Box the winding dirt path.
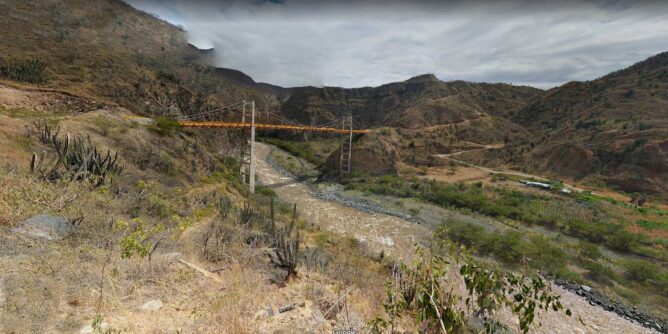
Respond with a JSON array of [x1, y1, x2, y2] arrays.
[[255, 143, 657, 334]]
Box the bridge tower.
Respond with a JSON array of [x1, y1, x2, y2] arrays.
[[339, 116, 353, 175], [238, 100, 256, 194]]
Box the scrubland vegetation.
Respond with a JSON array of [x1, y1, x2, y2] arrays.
[[0, 109, 574, 333], [341, 172, 668, 318]]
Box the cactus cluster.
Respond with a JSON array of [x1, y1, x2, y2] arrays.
[[65, 134, 122, 185], [238, 202, 256, 226], [30, 132, 71, 180], [269, 226, 300, 279], [29, 128, 122, 186]]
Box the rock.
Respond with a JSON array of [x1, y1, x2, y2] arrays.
[[278, 303, 296, 313], [12, 214, 73, 240], [140, 300, 163, 311], [298, 301, 306, 307], [79, 322, 110, 334], [580, 285, 591, 292], [254, 306, 274, 320], [268, 268, 289, 286]]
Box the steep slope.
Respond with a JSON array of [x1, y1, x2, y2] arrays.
[[0, 0, 277, 115], [282, 74, 541, 177], [515, 52, 668, 197]]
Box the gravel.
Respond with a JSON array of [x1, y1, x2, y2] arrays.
[[265, 149, 422, 223], [554, 279, 666, 333], [266, 145, 667, 333]]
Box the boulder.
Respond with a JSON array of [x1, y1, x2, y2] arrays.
[[12, 214, 73, 240], [580, 285, 592, 293], [140, 300, 163, 311]]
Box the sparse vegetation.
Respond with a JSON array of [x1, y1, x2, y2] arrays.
[[0, 57, 47, 83], [151, 116, 181, 136], [28, 123, 123, 186], [370, 247, 570, 334], [260, 137, 324, 166]]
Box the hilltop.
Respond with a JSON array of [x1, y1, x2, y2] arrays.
[[0, 0, 278, 115]]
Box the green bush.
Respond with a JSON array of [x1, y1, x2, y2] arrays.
[[152, 117, 180, 136], [623, 260, 658, 283], [256, 185, 277, 198], [581, 260, 616, 284], [261, 137, 322, 166], [605, 229, 638, 252], [438, 219, 486, 249], [578, 241, 603, 261], [526, 235, 568, 272]]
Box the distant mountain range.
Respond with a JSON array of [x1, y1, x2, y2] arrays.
[[1, 0, 666, 199]]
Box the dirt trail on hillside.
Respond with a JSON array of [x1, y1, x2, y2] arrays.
[[255, 142, 657, 334]]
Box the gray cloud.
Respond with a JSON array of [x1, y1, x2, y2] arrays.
[[127, 0, 668, 89]]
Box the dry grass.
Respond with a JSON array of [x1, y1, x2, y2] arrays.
[[0, 110, 393, 333]]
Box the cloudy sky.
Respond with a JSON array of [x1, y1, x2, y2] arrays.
[[127, 0, 668, 89]]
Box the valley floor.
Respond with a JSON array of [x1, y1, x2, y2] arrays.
[[255, 143, 659, 334]]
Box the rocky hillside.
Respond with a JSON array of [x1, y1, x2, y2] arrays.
[[0, 0, 277, 116], [514, 52, 668, 197], [279, 74, 543, 179], [296, 54, 667, 200], [281, 74, 541, 129]]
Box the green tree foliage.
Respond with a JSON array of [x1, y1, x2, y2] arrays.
[[369, 248, 570, 333]]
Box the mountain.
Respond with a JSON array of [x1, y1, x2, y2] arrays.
[[281, 74, 542, 129], [292, 54, 668, 199], [0, 0, 276, 115], [513, 52, 668, 196], [279, 75, 542, 177]]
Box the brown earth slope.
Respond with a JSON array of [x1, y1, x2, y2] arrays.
[[281, 74, 542, 129], [0, 0, 279, 116], [513, 52, 668, 198], [279, 74, 541, 178]]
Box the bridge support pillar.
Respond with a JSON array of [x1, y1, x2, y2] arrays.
[[340, 116, 353, 176], [249, 100, 256, 194]]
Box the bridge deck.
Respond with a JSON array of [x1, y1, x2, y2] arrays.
[[178, 121, 369, 134]]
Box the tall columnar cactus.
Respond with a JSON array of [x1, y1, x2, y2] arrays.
[[30, 132, 70, 179], [33, 119, 59, 145], [270, 227, 300, 279]]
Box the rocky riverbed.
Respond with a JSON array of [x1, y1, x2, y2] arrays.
[[554, 279, 666, 333], [261, 143, 665, 333]]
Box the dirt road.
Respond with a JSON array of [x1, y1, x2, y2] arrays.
[[255, 143, 657, 334]]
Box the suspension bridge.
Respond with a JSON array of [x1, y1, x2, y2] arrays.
[[174, 100, 367, 194]]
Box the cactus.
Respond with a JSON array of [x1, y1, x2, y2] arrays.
[[63, 134, 122, 185], [30, 132, 70, 179], [33, 119, 59, 145], [28, 131, 122, 186], [270, 227, 300, 279], [238, 202, 255, 226]]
